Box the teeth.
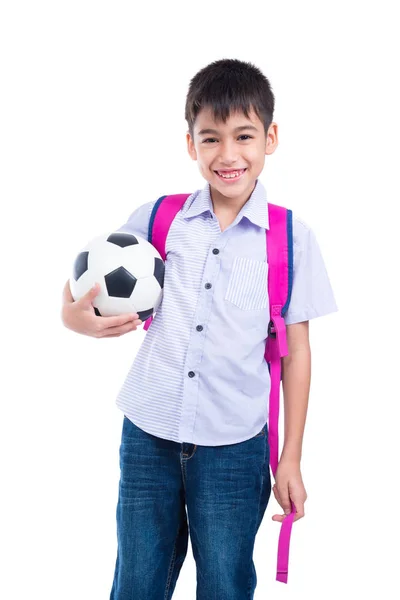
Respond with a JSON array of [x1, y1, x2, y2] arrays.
[[217, 169, 244, 179]]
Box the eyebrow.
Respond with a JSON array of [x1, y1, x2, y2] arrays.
[[197, 125, 259, 135]]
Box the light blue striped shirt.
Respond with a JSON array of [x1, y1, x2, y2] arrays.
[[115, 179, 338, 446]]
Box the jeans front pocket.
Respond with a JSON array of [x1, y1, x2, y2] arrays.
[[225, 256, 269, 310]]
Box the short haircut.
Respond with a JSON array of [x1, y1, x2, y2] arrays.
[[185, 58, 275, 139]]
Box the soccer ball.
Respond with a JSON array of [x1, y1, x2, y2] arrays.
[[69, 231, 165, 319]]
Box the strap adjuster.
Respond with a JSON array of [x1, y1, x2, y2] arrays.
[[268, 319, 276, 338]]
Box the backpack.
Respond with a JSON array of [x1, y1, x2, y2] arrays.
[[143, 193, 296, 584]]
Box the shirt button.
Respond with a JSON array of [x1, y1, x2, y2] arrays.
[[188, 371, 195, 378], [212, 248, 220, 255], [196, 325, 203, 332], [205, 283, 212, 289]]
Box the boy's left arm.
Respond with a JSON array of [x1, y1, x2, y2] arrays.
[[272, 320, 311, 523]]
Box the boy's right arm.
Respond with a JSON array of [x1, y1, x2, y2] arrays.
[[61, 199, 156, 338], [61, 280, 142, 338]]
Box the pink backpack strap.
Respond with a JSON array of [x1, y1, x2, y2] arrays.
[[144, 194, 296, 584], [143, 194, 191, 331], [265, 202, 295, 583]]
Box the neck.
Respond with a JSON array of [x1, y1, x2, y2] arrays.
[[210, 180, 257, 215]]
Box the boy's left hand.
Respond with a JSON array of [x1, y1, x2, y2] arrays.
[[271, 458, 307, 523]]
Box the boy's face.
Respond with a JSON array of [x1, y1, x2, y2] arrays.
[[186, 106, 278, 207]]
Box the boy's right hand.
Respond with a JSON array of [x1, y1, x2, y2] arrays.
[[61, 282, 143, 338]]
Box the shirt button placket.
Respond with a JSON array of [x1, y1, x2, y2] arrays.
[[180, 240, 220, 440]]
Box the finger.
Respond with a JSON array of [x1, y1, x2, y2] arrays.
[[79, 283, 101, 305], [272, 506, 297, 522], [96, 312, 140, 329], [293, 503, 305, 522], [272, 511, 300, 522], [272, 485, 284, 521], [271, 513, 286, 522], [273, 504, 304, 523], [272, 485, 294, 522], [99, 319, 142, 337], [272, 483, 283, 505], [276, 485, 291, 515]]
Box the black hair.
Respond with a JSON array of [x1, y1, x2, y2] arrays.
[[185, 58, 275, 139]]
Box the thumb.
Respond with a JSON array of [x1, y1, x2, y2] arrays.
[[80, 283, 100, 305]]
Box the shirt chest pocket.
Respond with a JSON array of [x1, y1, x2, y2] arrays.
[[225, 256, 269, 310]]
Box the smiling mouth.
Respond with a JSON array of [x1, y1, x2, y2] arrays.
[[214, 168, 247, 182]]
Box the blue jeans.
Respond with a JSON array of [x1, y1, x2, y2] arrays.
[[110, 415, 271, 600]]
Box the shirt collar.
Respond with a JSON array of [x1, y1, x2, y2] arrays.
[[182, 178, 269, 229]]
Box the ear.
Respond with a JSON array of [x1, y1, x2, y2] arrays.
[[186, 131, 197, 161], [265, 122, 279, 156]]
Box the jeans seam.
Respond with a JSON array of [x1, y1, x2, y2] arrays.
[[181, 444, 197, 459], [247, 437, 267, 598], [164, 520, 181, 600], [253, 426, 265, 439]]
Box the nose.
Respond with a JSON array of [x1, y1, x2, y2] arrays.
[[218, 140, 239, 165]]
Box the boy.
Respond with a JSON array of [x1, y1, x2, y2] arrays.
[[61, 58, 338, 599]]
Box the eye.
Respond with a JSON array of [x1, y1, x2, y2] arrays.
[[201, 135, 254, 144]]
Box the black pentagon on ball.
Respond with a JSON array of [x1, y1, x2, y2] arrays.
[[73, 251, 89, 281], [105, 266, 137, 298], [137, 308, 154, 321], [94, 307, 102, 317], [154, 257, 165, 288], [107, 232, 139, 248]]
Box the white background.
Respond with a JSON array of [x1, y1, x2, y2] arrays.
[[1, 1, 399, 598]]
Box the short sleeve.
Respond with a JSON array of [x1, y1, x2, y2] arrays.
[[115, 199, 157, 240], [284, 216, 338, 325]]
